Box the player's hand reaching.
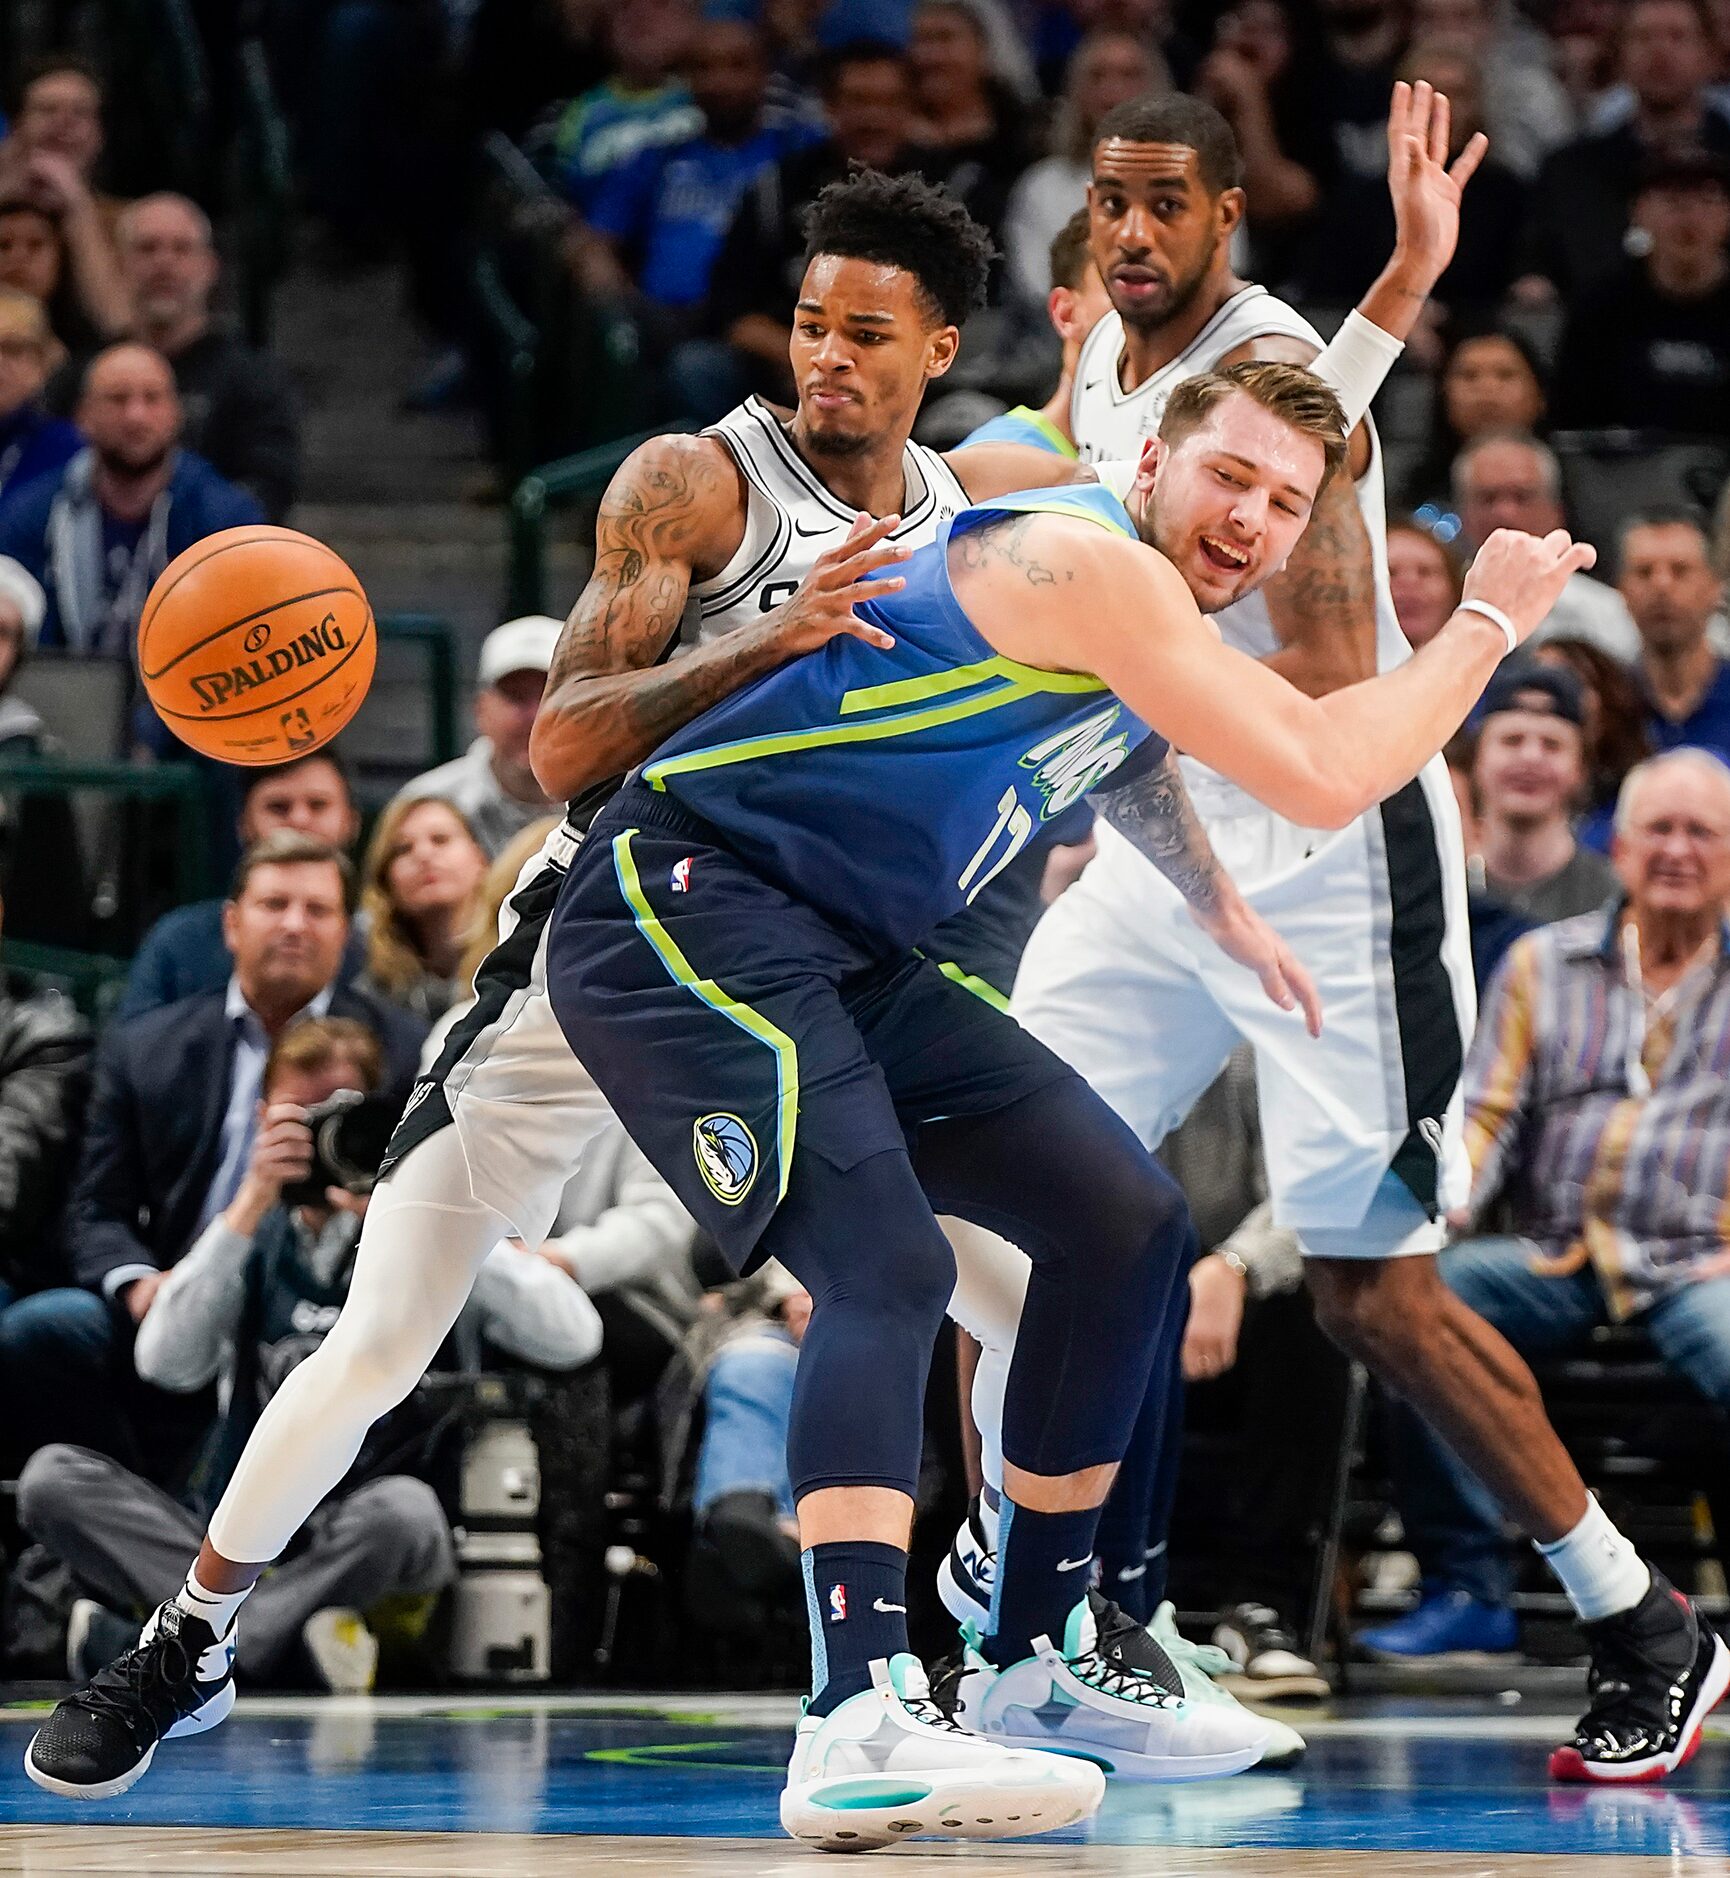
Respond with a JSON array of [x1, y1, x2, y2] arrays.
[[1191, 892, 1324, 1037], [764, 513, 908, 657], [1462, 527, 1598, 646], [1385, 78, 1488, 294]]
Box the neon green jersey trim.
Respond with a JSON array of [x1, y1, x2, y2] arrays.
[[1009, 407, 1079, 459], [644, 680, 1038, 791], [611, 829, 798, 1203], [934, 959, 1012, 1012], [840, 654, 1106, 717]]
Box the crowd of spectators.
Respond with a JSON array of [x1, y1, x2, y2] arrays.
[[3, 0, 1730, 1698]]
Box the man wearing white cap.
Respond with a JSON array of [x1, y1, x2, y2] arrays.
[[394, 616, 559, 858]]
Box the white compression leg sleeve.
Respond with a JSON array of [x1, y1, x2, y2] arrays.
[[206, 1137, 513, 1565], [941, 1216, 1031, 1504]]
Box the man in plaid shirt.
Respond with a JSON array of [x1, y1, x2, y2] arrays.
[[1363, 746, 1730, 1662]]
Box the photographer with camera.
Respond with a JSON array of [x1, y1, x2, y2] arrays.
[[17, 1015, 602, 1693]]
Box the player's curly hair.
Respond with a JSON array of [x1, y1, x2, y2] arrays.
[[801, 168, 995, 328]]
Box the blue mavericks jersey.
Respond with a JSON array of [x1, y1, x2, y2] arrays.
[[638, 484, 1163, 950], [960, 405, 1078, 458]]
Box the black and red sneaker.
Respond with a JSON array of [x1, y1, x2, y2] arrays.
[[1550, 1573, 1730, 1784]]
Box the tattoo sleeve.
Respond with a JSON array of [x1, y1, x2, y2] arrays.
[[1259, 467, 1380, 698], [531, 437, 788, 799], [1095, 748, 1226, 915]]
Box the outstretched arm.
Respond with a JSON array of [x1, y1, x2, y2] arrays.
[[959, 513, 1593, 832], [529, 435, 909, 801], [1096, 748, 1321, 1033]]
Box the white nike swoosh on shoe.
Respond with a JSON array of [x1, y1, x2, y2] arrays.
[[873, 1599, 907, 1613], [1056, 1557, 1092, 1572]]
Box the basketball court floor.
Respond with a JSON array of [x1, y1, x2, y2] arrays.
[[4, 1690, 1730, 1875]]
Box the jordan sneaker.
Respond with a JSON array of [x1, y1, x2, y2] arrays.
[[1550, 1574, 1730, 1784], [781, 1653, 1104, 1851], [937, 1496, 995, 1627], [955, 1594, 1268, 1781], [26, 1599, 236, 1799], [1152, 1601, 1308, 1769]]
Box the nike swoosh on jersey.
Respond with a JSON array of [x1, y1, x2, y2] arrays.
[[793, 519, 839, 537], [1056, 1556, 1092, 1572]]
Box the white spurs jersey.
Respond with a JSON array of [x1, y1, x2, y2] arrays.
[[1071, 285, 1407, 678], [689, 397, 969, 644]]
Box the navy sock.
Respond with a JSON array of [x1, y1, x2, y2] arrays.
[[984, 1499, 1102, 1666], [803, 1541, 909, 1716]]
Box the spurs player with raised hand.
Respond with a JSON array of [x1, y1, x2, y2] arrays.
[[949, 84, 1730, 1783]]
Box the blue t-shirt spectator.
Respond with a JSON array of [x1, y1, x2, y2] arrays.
[[588, 111, 823, 308], [1646, 662, 1730, 766], [551, 80, 703, 213]]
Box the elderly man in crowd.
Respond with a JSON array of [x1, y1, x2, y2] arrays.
[[0, 832, 424, 1485], [112, 194, 300, 522], [1361, 748, 1730, 1659], [0, 288, 79, 506], [1453, 434, 1639, 660], [1627, 509, 1730, 762], [0, 343, 259, 665], [1468, 664, 1620, 922], [396, 617, 557, 857]]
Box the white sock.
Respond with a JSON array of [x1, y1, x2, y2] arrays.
[[176, 1566, 248, 1639], [1536, 1496, 1651, 1623]]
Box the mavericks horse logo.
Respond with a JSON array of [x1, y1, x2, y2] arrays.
[[693, 1112, 758, 1205]]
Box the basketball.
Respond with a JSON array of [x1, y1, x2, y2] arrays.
[[137, 525, 376, 765]]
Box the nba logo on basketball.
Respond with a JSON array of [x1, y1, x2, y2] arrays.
[[670, 857, 694, 893], [828, 1584, 847, 1623]]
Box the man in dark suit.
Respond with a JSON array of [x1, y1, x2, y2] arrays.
[[0, 830, 425, 1483]]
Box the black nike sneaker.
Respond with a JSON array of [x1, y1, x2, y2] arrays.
[[25, 1600, 236, 1799], [1550, 1573, 1730, 1784]]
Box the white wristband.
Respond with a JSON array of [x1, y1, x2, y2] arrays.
[[1308, 308, 1406, 431], [1456, 598, 1519, 656]]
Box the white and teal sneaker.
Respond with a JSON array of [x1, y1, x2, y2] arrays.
[[780, 1654, 1104, 1852], [1150, 1602, 1307, 1770], [953, 1595, 1269, 1782]]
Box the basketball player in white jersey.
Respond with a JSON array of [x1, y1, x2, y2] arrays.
[[947, 88, 1727, 1784]]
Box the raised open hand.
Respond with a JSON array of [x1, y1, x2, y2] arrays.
[[1386, 78, 1489, 290]]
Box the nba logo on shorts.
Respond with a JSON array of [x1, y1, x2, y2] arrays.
[[828, 1584, 847, 1623], [693, 1112, 759, 1205], [670, 857, 693, 893]]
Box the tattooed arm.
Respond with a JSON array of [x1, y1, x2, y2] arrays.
[[528, 433, 909, 801], [1216, 332, 1380, 700], [1094, 746, 1226, 917]]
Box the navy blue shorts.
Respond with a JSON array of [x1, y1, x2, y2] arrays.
[[545, 784, 1076, 1271]]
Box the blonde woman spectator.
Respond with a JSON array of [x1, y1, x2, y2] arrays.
[[359, 797, 490, 1022], [1003, 31, 1169, 306]]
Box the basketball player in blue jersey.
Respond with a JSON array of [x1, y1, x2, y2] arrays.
[[25, 167, 1471, 1814], [545, 361, 1593, 1849], [958, 209, 1109, 461]]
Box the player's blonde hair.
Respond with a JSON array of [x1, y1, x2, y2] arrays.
[[1159, 360, 1349, 490]]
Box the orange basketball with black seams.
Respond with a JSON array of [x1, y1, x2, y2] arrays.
[[138, 525, 376, 765]]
